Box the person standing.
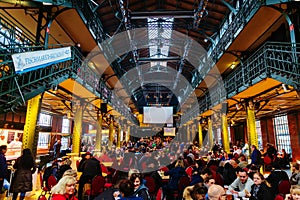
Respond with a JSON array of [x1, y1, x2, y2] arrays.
[[53, 140, 62, 159], [250, 145, 262, 167], [0, 145, 7, 192], [77, 152, 102, 200], [10, 148, 36, 200], [51, 175, 78, 200]]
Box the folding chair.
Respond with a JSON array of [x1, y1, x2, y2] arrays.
[[278, 180, 291, 196], [39, 175, 57, 200]]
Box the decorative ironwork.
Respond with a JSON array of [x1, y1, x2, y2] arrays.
[[181, 42, 300, 124], [0, 45, 81, 113]]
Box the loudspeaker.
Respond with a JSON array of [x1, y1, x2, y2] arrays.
[[221, 102, 228, 114], [101, 103, 107, 113]]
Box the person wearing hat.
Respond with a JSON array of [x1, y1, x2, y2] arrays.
[[77, 152, 102, 200]]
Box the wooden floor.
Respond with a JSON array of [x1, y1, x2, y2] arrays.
[[1, 190, 43, 200]]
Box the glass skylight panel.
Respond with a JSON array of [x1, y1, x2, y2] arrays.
[[147, 17, 174, 68]]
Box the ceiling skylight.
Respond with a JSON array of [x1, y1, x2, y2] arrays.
[[147, 17, 174, 68]]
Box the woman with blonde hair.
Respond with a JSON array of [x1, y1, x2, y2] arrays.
[[285, 185, 300, 200], [51, 176, 77, 200]]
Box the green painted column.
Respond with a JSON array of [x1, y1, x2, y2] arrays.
[[23, 94, 41, 157], [198, 122, 203, 148], [108, 118, 114, 150], [246, 107, 258, 148], [221, 114, 230, 153], [72, 104, 83, 155], [95, 114, 102, 152]]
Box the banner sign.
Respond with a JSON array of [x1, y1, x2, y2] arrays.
[[12, 47, 71, 74]]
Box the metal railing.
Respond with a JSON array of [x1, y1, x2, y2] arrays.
[[181, 42, 300, 124], [0, 16, 36, 54], [0, 45, 82, 113]]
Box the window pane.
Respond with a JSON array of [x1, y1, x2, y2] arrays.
[[273, 115, 292, 154], [62, 118, 70, 133], [39, 113, 52, 126], [256, 120, 263, 149]]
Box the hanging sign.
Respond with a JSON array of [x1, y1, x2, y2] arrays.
[[12, 47, 71, 74]]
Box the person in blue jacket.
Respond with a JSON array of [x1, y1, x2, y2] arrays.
[[129, 173, 150, 200], [118, 179, 144, 200]]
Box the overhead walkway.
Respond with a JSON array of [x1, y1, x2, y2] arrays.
[[182, 42, 300, 123], [0, 45, 82, 113]]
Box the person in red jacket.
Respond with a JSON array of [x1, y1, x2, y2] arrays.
[[51, 176, 77, 200]]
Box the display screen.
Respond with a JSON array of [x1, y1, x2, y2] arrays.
[[163, 127, 176, 136], [143, 106, 173, 124]]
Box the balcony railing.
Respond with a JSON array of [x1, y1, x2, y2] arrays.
[[181, 42, 300, 124]]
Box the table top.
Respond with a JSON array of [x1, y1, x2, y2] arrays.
[[102, 162, 113, 167]]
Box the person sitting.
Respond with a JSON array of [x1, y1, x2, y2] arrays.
[[183, 182, 207, 200], [228, 168, 254, 198], [190, 167, 212, 186], [56, 158, 72, 181], [129, 173, 150, 200], [51, 176, 77, 200], [285, 185, 300, 200], [118, 179, 144, 200], [246, 172, 273, 200], [266, 164, 289, 194], [290, 162, 300, 185], [207, 184, 226, 200]]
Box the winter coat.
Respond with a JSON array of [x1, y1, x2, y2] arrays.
[[290, 172, 300, 185], [165, 166, 186, 190], [250, 182, 274, 200], [52, 194, 78, 200], [132, 184, 150, 200], [9, 155, 36, 193], [0, 152, 7, 179]]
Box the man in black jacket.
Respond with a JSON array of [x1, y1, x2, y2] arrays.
[[78, 152, 102, 200]]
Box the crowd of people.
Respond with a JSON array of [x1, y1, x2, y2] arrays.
[[0, 137, 298, 200]]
